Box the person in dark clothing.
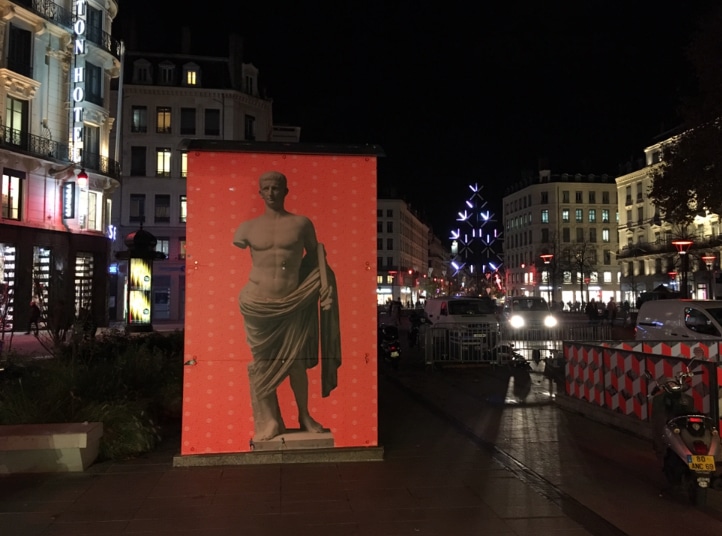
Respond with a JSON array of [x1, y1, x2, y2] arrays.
[[26, 300, 41, 335]]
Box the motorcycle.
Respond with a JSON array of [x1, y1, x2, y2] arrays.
[[646, 359, 722, 505], [378, 323, 401, 370]]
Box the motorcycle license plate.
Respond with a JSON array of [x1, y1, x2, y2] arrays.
[[390, 351, 399, 357], [687, 454, 716, 472]]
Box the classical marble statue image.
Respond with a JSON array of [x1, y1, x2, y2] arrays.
[[233, 171, 341, 442]]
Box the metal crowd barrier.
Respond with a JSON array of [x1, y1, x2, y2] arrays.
[[421, 321, 613, 367]]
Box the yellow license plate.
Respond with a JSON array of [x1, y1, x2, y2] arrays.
[[687, 455, 716, 472]]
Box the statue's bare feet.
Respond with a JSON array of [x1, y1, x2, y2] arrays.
[[299, 413, 327, 433], [253, 420, 286, 441]]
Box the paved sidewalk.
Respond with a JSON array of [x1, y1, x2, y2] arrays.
[[3, 330, 722, 535], [0, 366, 593, 536]]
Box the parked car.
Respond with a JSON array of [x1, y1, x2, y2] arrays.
[[635, 299, 722, 340]]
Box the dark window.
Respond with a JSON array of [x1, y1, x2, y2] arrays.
[[180, 108, 196, 135], [386, 221, 393, 232], [377, 238, 382, 250], [154, 194, 170, 223], [376, 221, 382, 233], [8, 25, 31, 77], [386, 238, 393, 250], [129, 194, 145, 223], [131, 106, 147, 133], [86, 6, 103, 44], [205, 109, 220, 135], [130, 147, 146, 176], [244, 114, 255, 140], [86, 62, 103, 106]]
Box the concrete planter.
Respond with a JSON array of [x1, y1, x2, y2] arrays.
[[0, 422, 103, 473]]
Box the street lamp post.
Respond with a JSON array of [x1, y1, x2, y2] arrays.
[[702, 254, 716, 299], [671, 239, 694, 299], [540, 254, 554, 304]]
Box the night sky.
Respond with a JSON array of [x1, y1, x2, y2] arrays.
[[115, 0, 718, 233]]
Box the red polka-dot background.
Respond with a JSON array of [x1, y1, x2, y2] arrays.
[[180, 148, 379, 455]]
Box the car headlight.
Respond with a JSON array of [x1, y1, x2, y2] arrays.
[[509, 315, 525, 328], [544, 315, 558, 328]]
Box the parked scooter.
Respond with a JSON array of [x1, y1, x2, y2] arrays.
[[646, 359, 722, 505], [378, 323, 401, 370]]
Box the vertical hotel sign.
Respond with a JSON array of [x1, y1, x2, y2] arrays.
[[71, 0, 87, 163]]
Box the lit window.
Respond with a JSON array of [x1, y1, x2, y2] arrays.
[[179, 237, 186, 259], [156, 107, 171, 133], [575, 209, 583, 223], [156, 148, 171, 177], [562, 209, 570, 223], [180, 151, 188, 178], [588, 209, 596, 223], [541, 209, 549, 223], [602, 229, 610, 243], [179, 195, 187, 223], [1, 171, 22, 220], [87, 191, 101, 231], [156, 239, 170, 256], [186, 70, 197, 85]]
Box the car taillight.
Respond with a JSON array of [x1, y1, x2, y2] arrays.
[[693, 441, 709, 455], [688, 416, 704, 423]]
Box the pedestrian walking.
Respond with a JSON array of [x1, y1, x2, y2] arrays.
[[606, 297, 618, 325], [26, 299, 40, 335]]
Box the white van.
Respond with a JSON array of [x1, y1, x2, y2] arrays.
[[424, 296, 498, 327], [635, 299, 722, 340], [423, 297, 500, 355]]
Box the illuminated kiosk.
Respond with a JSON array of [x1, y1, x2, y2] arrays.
[[115, 227, 166, 333]]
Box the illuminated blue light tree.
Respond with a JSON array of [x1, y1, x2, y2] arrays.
[[449, 183, 505, 296]]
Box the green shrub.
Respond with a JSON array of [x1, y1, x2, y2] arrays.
[[0, 330, 184, 461]]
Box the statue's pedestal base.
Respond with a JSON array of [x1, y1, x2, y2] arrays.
[[173, 429, 383, 466], [252, 429, 334, 451]]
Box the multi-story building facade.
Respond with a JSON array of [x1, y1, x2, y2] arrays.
[[377, 199, 429, 307], [615, 139, 721, 303], [109, 36, 276, 322], [502, 170, 620, 308], [0, 0, 122, 331]]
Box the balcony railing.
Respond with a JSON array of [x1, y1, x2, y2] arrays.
[[85, 26, 123, 60], [14, 1, 121, 59], [0, 125, 120, 180], [15, 0, 72, 28], [617, 235, 722, 259]]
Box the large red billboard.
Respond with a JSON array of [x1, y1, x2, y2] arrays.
[[180, 142, 381, 456]]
